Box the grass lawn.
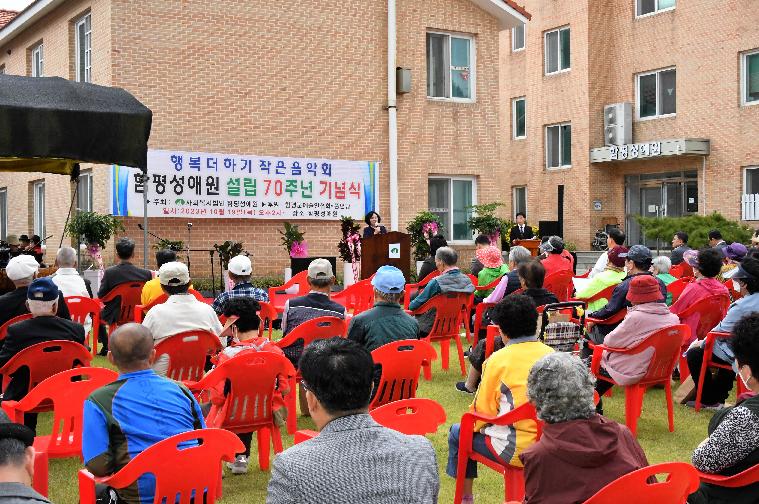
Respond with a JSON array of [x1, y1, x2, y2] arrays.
[[42, 347, 725, 503]]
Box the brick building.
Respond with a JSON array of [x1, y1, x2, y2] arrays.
[[0, 0, 528, 278], [500, 0, 759, 248]]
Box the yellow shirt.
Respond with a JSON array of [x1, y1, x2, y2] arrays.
[[140, 278, 194, 305]]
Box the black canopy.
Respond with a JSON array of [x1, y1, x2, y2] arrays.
[[0, 74, 152, 172]]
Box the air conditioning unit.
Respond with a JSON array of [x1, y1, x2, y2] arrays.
[[603, 102, 632, 146]]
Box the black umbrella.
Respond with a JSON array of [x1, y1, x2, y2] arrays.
[[0, 74, 152, 172]]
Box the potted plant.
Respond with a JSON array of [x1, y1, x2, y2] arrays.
[[65, 212, 125, 276], [338, 216, 362, 286], [153, 238, 185, 259], [406, 211, 443, 274], [467, 203, 509, 246], [213, 240, 243, 292], [279, 222, 307, 258]]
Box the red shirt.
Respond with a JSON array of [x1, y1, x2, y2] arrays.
[[541, 252, 574, 278]]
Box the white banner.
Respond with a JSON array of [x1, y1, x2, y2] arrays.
[[111, 149, 380, 220]]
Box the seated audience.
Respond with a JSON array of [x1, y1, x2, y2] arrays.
[[50, 246, 92, 298], [83, 324, 205, 504], [474, 245, 508, 300], [469, 234, 492, 278], [140, 248, 178, 306], [0, 255, 70, 327], [594, 275, 679, 412], [689, 314, 759, 504], [418, 234, 448, 282], [280, 259, 346, 366], [141, 262, 222, 376], [720, 242, 747, 281], [409, 247, 474, 337], [521, 353, 649, 504], [708, 229, 728, 250], [539, 236, 574, 278], [671, 248, 729, 348], [588, 228, 625, 279], [483, 245, 532, 303], [670, 231, 691, 266], [0, 279, 85, 431], [447, 295, 553, 502], [686, 258, 759, 409], [651, 255, 676, 305], [266, 338, 439, 504], [0, 411, 49, 504], [211, 255, 268, 315], [576, 246, 627, 312]]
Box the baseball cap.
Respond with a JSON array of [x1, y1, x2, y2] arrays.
[[371, 265, 406, 294], [626, 275, 664, 304], [6, 255, 40, 281], [27, 277, 59, 301], [308, 258, 333, 279], [5, 234, 19, 246], [607, 246, 629, 268], [620, 245, 652, 263], [158, 261, 190, 286], [228, 255, 252, 276]]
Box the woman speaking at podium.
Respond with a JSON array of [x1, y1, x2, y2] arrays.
[[362, 211, 387, 239]]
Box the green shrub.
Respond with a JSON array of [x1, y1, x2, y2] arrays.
[[191, 276, 285, 293], [636, 213, 753, 248]]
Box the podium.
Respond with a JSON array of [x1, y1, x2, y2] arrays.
[[361, 231, 411, 281], [514, 239, 542, 257]]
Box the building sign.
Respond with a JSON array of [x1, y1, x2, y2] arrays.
[[590, 138, 710, 164], [608, 141, 661, 161], [111, 150, 380, 220]]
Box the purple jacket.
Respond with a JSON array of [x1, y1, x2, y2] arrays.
[[602, 303, 680, 385]]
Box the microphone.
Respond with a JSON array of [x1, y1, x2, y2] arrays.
[[137, 223, 144, 230]]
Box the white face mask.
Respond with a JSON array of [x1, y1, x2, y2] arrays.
[[739, 365, 753, 389]]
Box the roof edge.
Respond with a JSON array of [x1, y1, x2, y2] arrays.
[[0, 0, 67, 48], [468, 0, 531, 29]]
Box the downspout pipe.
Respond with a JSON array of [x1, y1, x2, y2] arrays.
[[388, 0, 399, 231]]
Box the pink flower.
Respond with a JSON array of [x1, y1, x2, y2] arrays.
[[290, 241, 308, 258]]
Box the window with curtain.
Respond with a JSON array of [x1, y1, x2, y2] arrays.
[[513, 97, 526, 139], [545, 27, 570, 75], [75, 13, 92, 83], [637, 0, 675, 16], [637, 68, 676, 118], [744, 50, 759, 105], [745, 167, 759, 195], [428, 177, 476, 241], [31, 43, 43, 77], [512, 23, 525, 52], [426, 32, 474, 101], [546, 123, 572, 169]]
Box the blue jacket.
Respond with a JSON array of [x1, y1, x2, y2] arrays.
[[589, 272, 666, 333], [712, 293, 759, 363]]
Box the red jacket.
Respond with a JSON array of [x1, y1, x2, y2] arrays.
[[541, 252, 574, 279]]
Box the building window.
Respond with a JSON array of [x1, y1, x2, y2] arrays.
[[0, 65, 5, 75], [512, 97, 526, 139], [31, 43, 43, 77], [426, 32, 474, 101], [544, 26, 570, 75], [546, 123, 572, 169], [0, 189, 6, 241], [428, 177, 476, 241], [742, 49, 759, 106], [33, 181, 45, 238], [636, 0, 675, 17], [77, 170, 93, 212], [512, 23, 525, 52], [75, 13, 92, 83], [637, 68, 676, 119], [513, 186, 527, 219]]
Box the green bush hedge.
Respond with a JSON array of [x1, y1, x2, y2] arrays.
[[636, 213, 753, 248], [191, 276, 285, 292]]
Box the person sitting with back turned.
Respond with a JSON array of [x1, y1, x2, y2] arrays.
[[418, 234, 448, 282], [140, 248, 179, 306], [83, 324, 205, 504], [0, 411, 50, 504], [588, 228, 625, 279], [469, 235, 492, 278], [539, 236, 574, 278], [51, 246, 92, 298], [474, 245, 509, 300], [0, 255, 70, 327], [211, 255, 268, 315], [483, 245, 532, 304], [651, 255, 677, 305], [266, 338, 439, 504], [520, 353, 648, 504], [575, 246, 627, 312]]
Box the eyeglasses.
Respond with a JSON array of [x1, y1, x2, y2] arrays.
[[300, 380, 312, 394]]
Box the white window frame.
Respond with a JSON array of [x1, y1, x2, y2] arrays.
[[426, 31, 476, 103], [742, 49, 759, 107], [636, 67, 677, 120], [635, 0, 676, 18], [31, 43, 43, 77], [0, 189, 6, 241], [428, 176, 478, 244], [512, 23, 525, 52], [544, 26, 570, 76], [77, 170, 93, 212], [743, 166, 759, 196], [545, 122, 572, 170], [33, 181, 45, 238], [75, 13, 92, 83], [512, 186, 527, 219], [512, 97, 526, 139]]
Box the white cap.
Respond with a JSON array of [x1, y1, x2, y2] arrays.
[[6, 255, 40, 281], [307, 258, 333, 279], [228, 255, 252, 276], [158, 261, 190, 286]]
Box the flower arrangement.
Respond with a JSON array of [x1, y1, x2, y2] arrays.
[[278, 222, 307, 258], [406, 211, 444, 262], [467, 203, 509, 245], [338, 216, 362, 283], [65, 212, 125, 277]]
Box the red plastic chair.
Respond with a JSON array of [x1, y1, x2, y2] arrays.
[[154, 330, 223, 383], [99, 281, 146, 333], [671, 262, 694, 279], [724, 278, 744, 301], [544, 270, 574, 302], [697, 463, 759, 489], [575, 269, 591, 279], [586, 306, 627, 329], [257, 301, 279, 339], [133, 289, 205, 322], [674, 294, 730, 380], [64, 296, 102, 356], [267, 270, 310, 313], [78, 428, 244, 504], [584, 462, 700, 503], [332, 279, 375, 315], [572, 283, 618, 309], [475, 276, 506, 294], [0, 340, 93, 397], [693, 331, 748, 412], [409, 292, 470, 377], [403, 270, 441, 309], [187, 352, 295, 471], [590, 324, 689, 436], [369, 340, 438, 409], [666, 277, 695, 304], [0, 313, 32, 341], [454, 402, 542, 504]]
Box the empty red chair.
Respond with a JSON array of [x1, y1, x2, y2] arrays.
[[590, 324, 688, 436], [99, 281, 146, 333], [64, 296, 102, 356], [0, 340, 93, 397], [332, 279, 375, 315], [187, 352, 295, 471], [544, 270, 574, 302], [154, 330, 223, 383], [257, 301, 279, 339], [584, 462, 700, 503], [369, 340, 437, 409], [267, 270, 310, 313], [0, 313, 32, 341], [666, 277, 694, 304], [409, 292, 471, 377], [78, 428, 244, 504], [403, 270, 441, 309], [693, 331, 748, 412], [696, 463, 759, 490], [454, 402, 541, 504]]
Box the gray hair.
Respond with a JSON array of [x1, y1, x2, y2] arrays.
[[374, 288, 403, 305], [56, 247, 77, 268], [652, 256, 671, 275], [527, 353, 596, 424], [28, 299, 57, 316], [435, 246, 458, 267], [508, 245, 532, 266]]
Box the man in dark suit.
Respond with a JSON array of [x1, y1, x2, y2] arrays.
[[0, 278, 85, 432], [0, 255, 70, 327], [97, 238, 152, 354], [509, 212, 534, 246]]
